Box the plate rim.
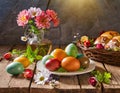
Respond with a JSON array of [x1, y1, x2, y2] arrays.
[[37, 59, 96, 76]]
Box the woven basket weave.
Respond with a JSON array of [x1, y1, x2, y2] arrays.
[[77, 43, 120, 66]]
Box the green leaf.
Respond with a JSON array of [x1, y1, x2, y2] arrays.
[[91, 70, 111, 84], [34, 48, 39, 55], [78, 67, 84, 71], [25, 45, 44, 63], [30, 25, 39, 34], [28, 20, 34, 24], [36, 55, 43, 60], [56, 67, 67, 72], [11, 45, 43, 64], [104, 72, 111, 79], [25, 45, 36, 63], [28, 57, 35, 63], [11, 49, 24, 56], [103, 72, 111, 84], [95, 71, 103, 83], [28, 45, 34, 56], [90, 38, 95, 46]]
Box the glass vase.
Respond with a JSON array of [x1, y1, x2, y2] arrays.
[[27, 30, 52, 56]]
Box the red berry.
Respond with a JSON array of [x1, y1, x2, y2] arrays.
[[88, 77, 97, 86], [96, 44, 104, 49], [84, 41, 91, 48], [3, 52, 12, 60], [24, 69, 33, 79]]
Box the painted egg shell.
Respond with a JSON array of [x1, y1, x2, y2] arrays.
[[78, 57, 90, 68], [41, 55, 54, 64], [65, 43, 78, 57], [6, 62, 24, 75], [76, 53, 84, 59]]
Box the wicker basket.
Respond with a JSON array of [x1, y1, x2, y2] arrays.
[[77, 43, 120, 66]]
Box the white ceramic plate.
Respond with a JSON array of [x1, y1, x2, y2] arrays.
[[37, 59, 95, 76]]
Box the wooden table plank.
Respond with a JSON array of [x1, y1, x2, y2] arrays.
[[0, 45, 120, 93], [78, 61, 107, 93], [30, 73, 80, 93], [30, 79, 56, 93], [7, 45, 35, 93], [0, 46, 13, 93], [0, 59, 12, 87], [78, 74, 96, 93], [8, 63, 35, 93], [103, 64, 120, 93], [58, 76, 80, 93], [30, 62, 55, 93]]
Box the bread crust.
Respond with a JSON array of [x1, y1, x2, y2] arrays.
[[94, 31, 120, 45]]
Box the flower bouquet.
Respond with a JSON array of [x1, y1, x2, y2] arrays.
[[17, 7, 60, 56]]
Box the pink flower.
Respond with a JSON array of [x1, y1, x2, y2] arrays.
[[46, 9, 57, 20], [35, 11, 50, 29], [17, 7, 60, 34], [52, 18, 60, 27], [17, 10, 30, 27], [46, 9, 59, 27], [28, 7, 42, 18]]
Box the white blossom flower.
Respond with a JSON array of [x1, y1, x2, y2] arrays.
[[21, 36, 28, 41], [34, 69, 60, 87], [49, 80, 60, 87], [34, 69, 51, 85], [28, 7, 42, 18], [34, 72, 48, 85]]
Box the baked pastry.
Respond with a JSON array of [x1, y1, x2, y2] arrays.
[[94, 31, 120, 46], [101, 31, 119, 37], [105, 35, 120, 51]]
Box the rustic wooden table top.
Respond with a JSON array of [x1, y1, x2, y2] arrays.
[[0, 45, 120, 93], [0, 0, 120, 93]]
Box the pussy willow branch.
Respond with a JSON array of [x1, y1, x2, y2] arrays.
[[46, 0, 51, 10]]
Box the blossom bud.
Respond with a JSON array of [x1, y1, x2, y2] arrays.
[[88, 77, 98, 86]]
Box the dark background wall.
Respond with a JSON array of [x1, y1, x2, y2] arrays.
[[0, 0, 120, 45]]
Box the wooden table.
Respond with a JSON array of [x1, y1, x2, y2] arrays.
[[0, 45, 120, 93]]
